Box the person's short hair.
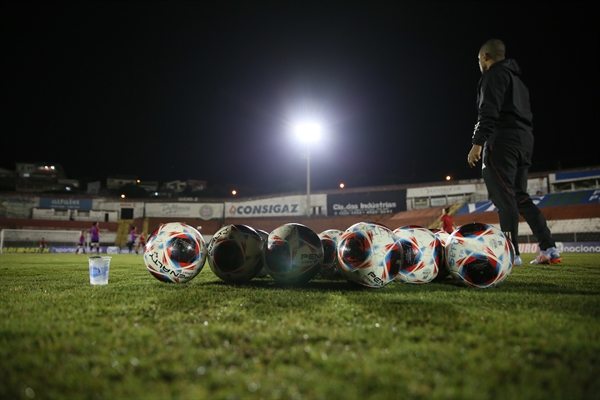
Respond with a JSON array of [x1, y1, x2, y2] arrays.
[[444, 207, 450, 213], [481, 39, 505, 61]]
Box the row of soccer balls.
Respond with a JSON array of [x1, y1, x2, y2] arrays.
[[142, 220, 514, 289]]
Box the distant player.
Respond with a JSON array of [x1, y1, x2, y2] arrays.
[[127, 226, 138, 254], [75, 230, 86, 254], [39, 237, 46, 253], [136, 232, 146, 254], [439, 207, 456, 234], [90, 222, 101, 254]]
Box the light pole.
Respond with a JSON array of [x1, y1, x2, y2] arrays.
[[295, 123, 321, 217]]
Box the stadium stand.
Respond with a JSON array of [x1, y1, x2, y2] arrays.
[[2, 202, 598, 240], [1, 169, 598, 252]]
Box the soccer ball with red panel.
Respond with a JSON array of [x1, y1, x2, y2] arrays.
[[143, 222, 207, 283], [430, 228, 451, 281], [264, 223, 323, 285], [318, 229, 343, 279], [337, 222, 402, 288], [207, 224, 264, 283], [254, 229, 270, 278], [393, 225, 440, 284], [445, 222, 514, 288]]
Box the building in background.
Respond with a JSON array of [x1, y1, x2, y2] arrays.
[[13, 162, 75, 193], [106, 175, 138, 190]]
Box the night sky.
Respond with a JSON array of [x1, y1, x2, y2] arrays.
[[1, 1, 598, 195]]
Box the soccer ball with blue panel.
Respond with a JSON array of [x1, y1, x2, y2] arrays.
[[430, 228, 451, 281], [393, 225, 440, 284], [207, 224, 264, 283], [254, 229, 270, 278], [143, 222, 207, 283], [318, 229, 343, 279], [445, 222, 514, 288], [264, 223, 323, 285], [337, 222, 402, 288]]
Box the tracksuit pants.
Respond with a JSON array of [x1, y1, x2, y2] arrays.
[[482, 143, 556, 255]]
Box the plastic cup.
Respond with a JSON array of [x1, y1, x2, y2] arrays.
[[88, 256, 112, 285]]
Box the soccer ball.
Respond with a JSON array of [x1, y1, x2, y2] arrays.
[[445, 222, 514, 288], [207, 224, 264, 283], [430, 228, 451, 281], [143, 222, 207, 283], [264, 223, 323, 285], [317, 229, 343, 279], [337, 222, 402, 288], [254, 229, 270, 278], [393, 225, 440, 284]]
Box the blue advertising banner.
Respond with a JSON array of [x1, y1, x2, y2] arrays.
[[455, 189, 600, 215], [519, 242, 600, 254], [554, 169, 600, 182], [39, 198, 94, 210], [327, 189, 407, 216]]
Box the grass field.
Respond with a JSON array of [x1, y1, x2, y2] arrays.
[[1, 253, 599, 400]]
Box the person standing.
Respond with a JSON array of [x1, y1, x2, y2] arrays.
[[75, 230, 86, 255], [136, 232, 146, 254], [39, 237, 46, 253], [439, 207, 456, 234], [467, 38, 561, 266], [127, 226, 138, 254], [90, 221, 101, 254]]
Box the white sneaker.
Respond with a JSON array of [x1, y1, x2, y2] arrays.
[[513, 255, 522, 266], [530, 247, 562, 265]]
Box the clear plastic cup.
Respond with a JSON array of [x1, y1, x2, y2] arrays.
[[88, 256, 112, 285]]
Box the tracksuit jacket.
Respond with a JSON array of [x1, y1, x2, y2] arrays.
[[472, 58, 534, 150]]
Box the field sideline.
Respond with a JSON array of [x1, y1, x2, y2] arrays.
[[1, 253, 599, 400]]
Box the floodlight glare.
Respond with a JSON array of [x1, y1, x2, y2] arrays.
[[295, 123, 322, 142]]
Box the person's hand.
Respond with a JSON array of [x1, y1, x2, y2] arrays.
[[468, 144, 482, 168]]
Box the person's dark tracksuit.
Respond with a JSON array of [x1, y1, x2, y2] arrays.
[[472, 58, 555, 255]]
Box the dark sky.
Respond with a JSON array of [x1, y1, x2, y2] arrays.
[[1, 1, 598, 194]]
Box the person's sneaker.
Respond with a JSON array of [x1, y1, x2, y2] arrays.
[[530, 247, 562, 265], [513, 255, 523, 266]]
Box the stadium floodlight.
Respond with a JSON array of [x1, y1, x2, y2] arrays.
[[295, 123, 322, 217], [295, 123, 321, 142]]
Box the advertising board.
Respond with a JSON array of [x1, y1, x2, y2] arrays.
[[327, 189, 407, 216]]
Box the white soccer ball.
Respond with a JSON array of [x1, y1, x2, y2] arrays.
[[431, 228, 451, 281], [264, 223, 323, 285], [337, 222, 402, 288], [393, 225, 440, 284], [445, 222, 514, 288], [254, 229, 270, 278], [207, 224, 264, 283], [317, 229, 343, 279], [143, 222, 207, 283]]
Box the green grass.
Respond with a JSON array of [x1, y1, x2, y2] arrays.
[[1, 253, 599, 400]]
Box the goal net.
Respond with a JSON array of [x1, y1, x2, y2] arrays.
[[0, 229, 83, 253]]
